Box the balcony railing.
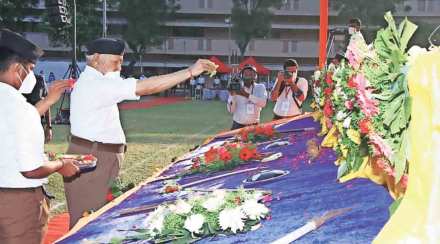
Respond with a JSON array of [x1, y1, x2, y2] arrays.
[[147, 37, 319, 58]]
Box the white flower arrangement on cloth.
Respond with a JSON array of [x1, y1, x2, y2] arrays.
[[126, 189, 271, 243], [184, 214, 205, 234], [219, 207, 246, 233]]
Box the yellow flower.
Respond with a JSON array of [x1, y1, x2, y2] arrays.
[[347, 129, 361, 145]]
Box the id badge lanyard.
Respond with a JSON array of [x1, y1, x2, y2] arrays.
[[246, 85, 255, 115]]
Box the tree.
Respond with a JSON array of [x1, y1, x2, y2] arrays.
[[0, 0, 38, 31], [41, 0, 104, 59], [231, 0, 282, 58], [119, 0, 179, 74], [331, 0, 405, 42]]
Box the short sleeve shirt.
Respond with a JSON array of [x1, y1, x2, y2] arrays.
[[70, 66, 140, 144], [0, 82, 47, 188]]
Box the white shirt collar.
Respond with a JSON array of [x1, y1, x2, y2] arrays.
[[84, 65, 105, 77]]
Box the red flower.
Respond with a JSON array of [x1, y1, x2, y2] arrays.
[[234, 196, 242, 205], [345, 100, 354, 110], [324, 87, 333, 96], [323, 100, 334, 117], [219, 148, 232, 162], [191, 158, 200, 169], [164, 185, 179, 193], [239, 147, 254, 161], [325, 73, 333, 85], [106, 190, 114, 201], [263, 125, 274, 137], [347, 76, 357, 88], [204, 147, 218, 164], [239, 129, 249, 142], [255, 126, 265, 135], [359, 119, 371, 134], [82, 154, 96, 161]]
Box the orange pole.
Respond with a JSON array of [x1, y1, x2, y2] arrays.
[[319, 0, 329, 69]]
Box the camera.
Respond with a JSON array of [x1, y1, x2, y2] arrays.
[[284, 70, 293, 79], [227, 77, 242, 92]]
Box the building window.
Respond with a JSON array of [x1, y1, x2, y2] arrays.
[[283, 40, 289, 53], [206, 39, 212, 51], [293, 0, 299, 10], [167, 38, 174, 50], [427, 0, 434, 12], [199, 0, 213, 9], [290, 40, 298, 52], [198, 39, 204, 50], [417, 0, 426, 11], [249, 40, 255, 51]]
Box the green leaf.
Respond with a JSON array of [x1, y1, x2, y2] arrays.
[[337, 160, 349, 179], [399, 18, 418, 52], [389, 197, 403, 216]]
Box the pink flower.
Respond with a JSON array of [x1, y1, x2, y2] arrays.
[[345, 100, 354, 110], [375, 157, 395, 177], [369, 132, 393, 160], [399, 174, 409, 189], [354, 74, 379, 118]]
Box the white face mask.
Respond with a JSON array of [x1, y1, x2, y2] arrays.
[[105, 70, 121, 79], [348, 27, 356, 35], [17, 66, 37, 94]]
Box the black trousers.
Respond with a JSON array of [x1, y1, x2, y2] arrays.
[[231, 121, 257, 130]]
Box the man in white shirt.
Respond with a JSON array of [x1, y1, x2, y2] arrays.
[[227, 65, 267, 130], [0, 29, 79, 244], [65, 38, 217, 227], [345, 18, 368, 58], [271, 59, 309, 120]]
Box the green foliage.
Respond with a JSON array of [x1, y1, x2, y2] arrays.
[[119, 0, 179, 69], [389, 196, 403, 216], [0, 0, 38, 31], [231, 0, 282, 57]]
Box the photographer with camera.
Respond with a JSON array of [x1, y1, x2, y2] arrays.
[[271, 59, 308, 120], [227, 65, 267, 130]]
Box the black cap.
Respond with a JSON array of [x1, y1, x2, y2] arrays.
[[86, 38, 125, 55], [0, 29, 44, 63]]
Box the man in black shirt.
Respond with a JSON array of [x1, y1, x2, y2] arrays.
[[24, 74, 53, 142]]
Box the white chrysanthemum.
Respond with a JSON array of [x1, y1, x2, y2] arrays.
[[143, 206, 167, 235], [184, 214, 205, 234], [313, 70, 321, 80], [343, 117, 351, 128], [336, 111, 347, 121], [171, 199, 192, 215], [408, 45, 427, 66], [202, 197, 224, 212], [241, 199, 269, 220], [219, 207, 245, 233], [212, 189, 227, 200]]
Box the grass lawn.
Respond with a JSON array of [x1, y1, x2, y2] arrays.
[[45, 100, 276, 215]]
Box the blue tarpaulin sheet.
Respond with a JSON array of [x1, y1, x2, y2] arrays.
[[58, 117, 392, 244]]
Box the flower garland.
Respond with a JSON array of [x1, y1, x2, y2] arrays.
[[190, 142, 260, 174], [114, 189, 271, 243], [313, 12, 416, 195], [237, 124, 278, 143]]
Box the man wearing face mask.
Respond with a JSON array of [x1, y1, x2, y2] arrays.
[[0, 29, 80, 244], [227, 65, 267, 130], [345, 18, 367, 56], [65, 38, 218, 228], [271, 59, 309, 120]]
